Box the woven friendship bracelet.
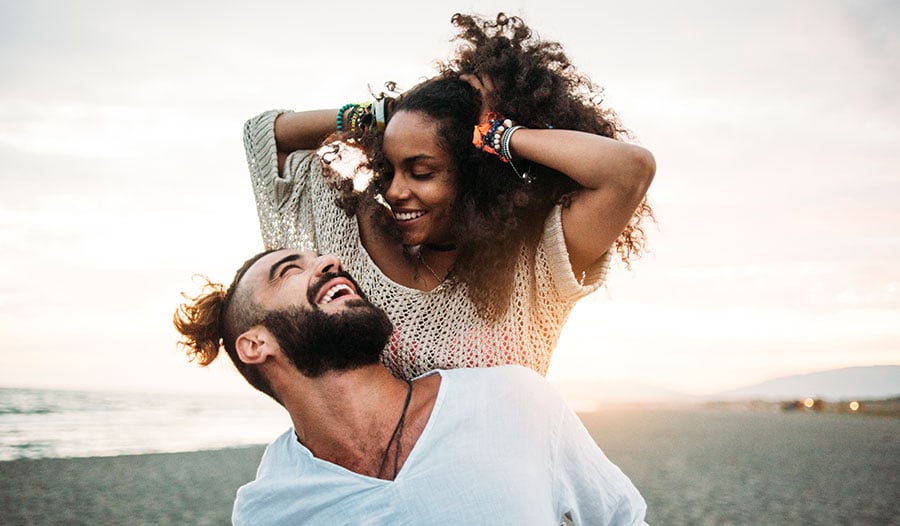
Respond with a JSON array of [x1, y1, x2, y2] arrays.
[[350, 102, 373, 132]]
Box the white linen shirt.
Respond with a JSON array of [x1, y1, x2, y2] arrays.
[[233, 366, 647, 525]]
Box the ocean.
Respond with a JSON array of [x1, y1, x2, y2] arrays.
[[0, 387, 290, 461]]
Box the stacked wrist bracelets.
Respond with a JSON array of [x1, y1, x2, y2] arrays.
[[336, 96, 390, 133], [336, 102, 373, 133], [473, 112, 529, 181]]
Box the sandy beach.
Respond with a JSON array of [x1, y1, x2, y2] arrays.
[[0, 446, 263, 525], [2, 407, 897, 525]]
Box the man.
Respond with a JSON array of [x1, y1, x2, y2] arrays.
[[174, 249, 647, 525]]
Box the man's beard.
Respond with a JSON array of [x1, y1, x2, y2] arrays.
[[260, 279, 393, 378]]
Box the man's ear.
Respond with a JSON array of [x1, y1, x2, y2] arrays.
[[235, 326, 278, 365]]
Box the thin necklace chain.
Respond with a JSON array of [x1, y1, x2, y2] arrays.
[[417, 251, 443, 285]]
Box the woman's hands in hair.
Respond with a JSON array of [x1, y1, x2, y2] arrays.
[[461, 74, 497, 115]]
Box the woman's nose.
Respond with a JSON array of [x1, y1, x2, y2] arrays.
[[315, 253, 343, 275], [385, 174, 409, 203]]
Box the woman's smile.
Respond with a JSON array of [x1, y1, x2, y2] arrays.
[[383, 110, 458, 246], [393, 210, 427, 222]]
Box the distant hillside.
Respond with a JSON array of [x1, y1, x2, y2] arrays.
[[550, 379, 698, 411], [713, 365, 900, 402]]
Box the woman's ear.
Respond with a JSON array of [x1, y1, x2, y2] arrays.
[[235, 326, 277, 364]]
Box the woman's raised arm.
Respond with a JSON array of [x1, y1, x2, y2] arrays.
[[272, 110, 340, 174], [463, 73, 655, 276], [507, 128, 655, 276]]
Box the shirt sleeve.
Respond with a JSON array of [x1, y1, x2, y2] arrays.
[[551, 394, 648, 525], [540, 204, 612, 301], [243, 110, 321, 251]]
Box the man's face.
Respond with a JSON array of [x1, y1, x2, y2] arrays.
[[243, 250, 393, 377], [247, 251, 363, 314]]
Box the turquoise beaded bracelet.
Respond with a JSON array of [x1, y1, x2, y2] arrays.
[[336, 103, 356, 132]]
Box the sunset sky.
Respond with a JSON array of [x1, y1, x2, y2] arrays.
[[2, 0, 897, 399]]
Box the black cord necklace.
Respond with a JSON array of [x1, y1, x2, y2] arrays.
[[423, 242, 457, 252], [377, 379, 413, 480]]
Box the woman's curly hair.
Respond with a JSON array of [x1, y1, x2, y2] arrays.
[[337, 12, 654, 320]]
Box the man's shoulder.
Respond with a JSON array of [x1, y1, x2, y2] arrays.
[[437, 365, 562, 405], [438, 364, 545, 384], [255, 428, 302, 476]]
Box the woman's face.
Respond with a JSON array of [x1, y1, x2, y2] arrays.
[[382, 110, 458, 247]]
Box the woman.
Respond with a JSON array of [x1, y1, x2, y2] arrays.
[[244, 13, 655, 378]]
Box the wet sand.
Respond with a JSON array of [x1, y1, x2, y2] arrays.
[[0, 446, 264, 525], [1, 407, 897, 525]]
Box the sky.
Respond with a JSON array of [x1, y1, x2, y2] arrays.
[[1, 0, 898, 400]]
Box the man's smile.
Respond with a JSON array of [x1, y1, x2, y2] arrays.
[[317, 282, 355, 305], [311, 274, 361, 307]]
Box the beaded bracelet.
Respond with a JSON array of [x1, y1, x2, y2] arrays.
[[350, 103, 367, 132], [336, 103, 356, 132], [473, 113, 530, 181], [337, 102, 375, 133], [473, 112, 512, 158]]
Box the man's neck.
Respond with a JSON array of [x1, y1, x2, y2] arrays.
[[283, 365, 401, 442], [278, 366, 441, 480]]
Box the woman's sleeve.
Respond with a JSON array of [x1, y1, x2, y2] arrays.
[[541, 204, 612, 302], [243, 110, 321, 251]]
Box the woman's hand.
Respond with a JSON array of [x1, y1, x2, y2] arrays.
[[461, 73, 497, 114]]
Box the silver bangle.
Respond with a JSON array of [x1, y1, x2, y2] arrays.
[[373, 97, 386, 130], [501, 125, 531, 181], [500, 125, 524, 162]]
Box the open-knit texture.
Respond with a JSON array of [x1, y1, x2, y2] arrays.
[[244, 110, 611, 378]]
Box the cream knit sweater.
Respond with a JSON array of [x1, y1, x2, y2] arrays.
[[244, 110, 610, 378]]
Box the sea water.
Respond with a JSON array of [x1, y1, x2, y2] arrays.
[[0, 387, 290, 460]]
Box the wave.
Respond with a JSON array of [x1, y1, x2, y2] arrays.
[[0, 387, 289, 461]]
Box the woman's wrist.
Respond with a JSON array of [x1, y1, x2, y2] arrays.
[[336, 103, 356, 131], [473, 112, 530, 181], [337, 86, 396, 133], [336, 102, 375, 133], [500, 125, 524, 162]]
